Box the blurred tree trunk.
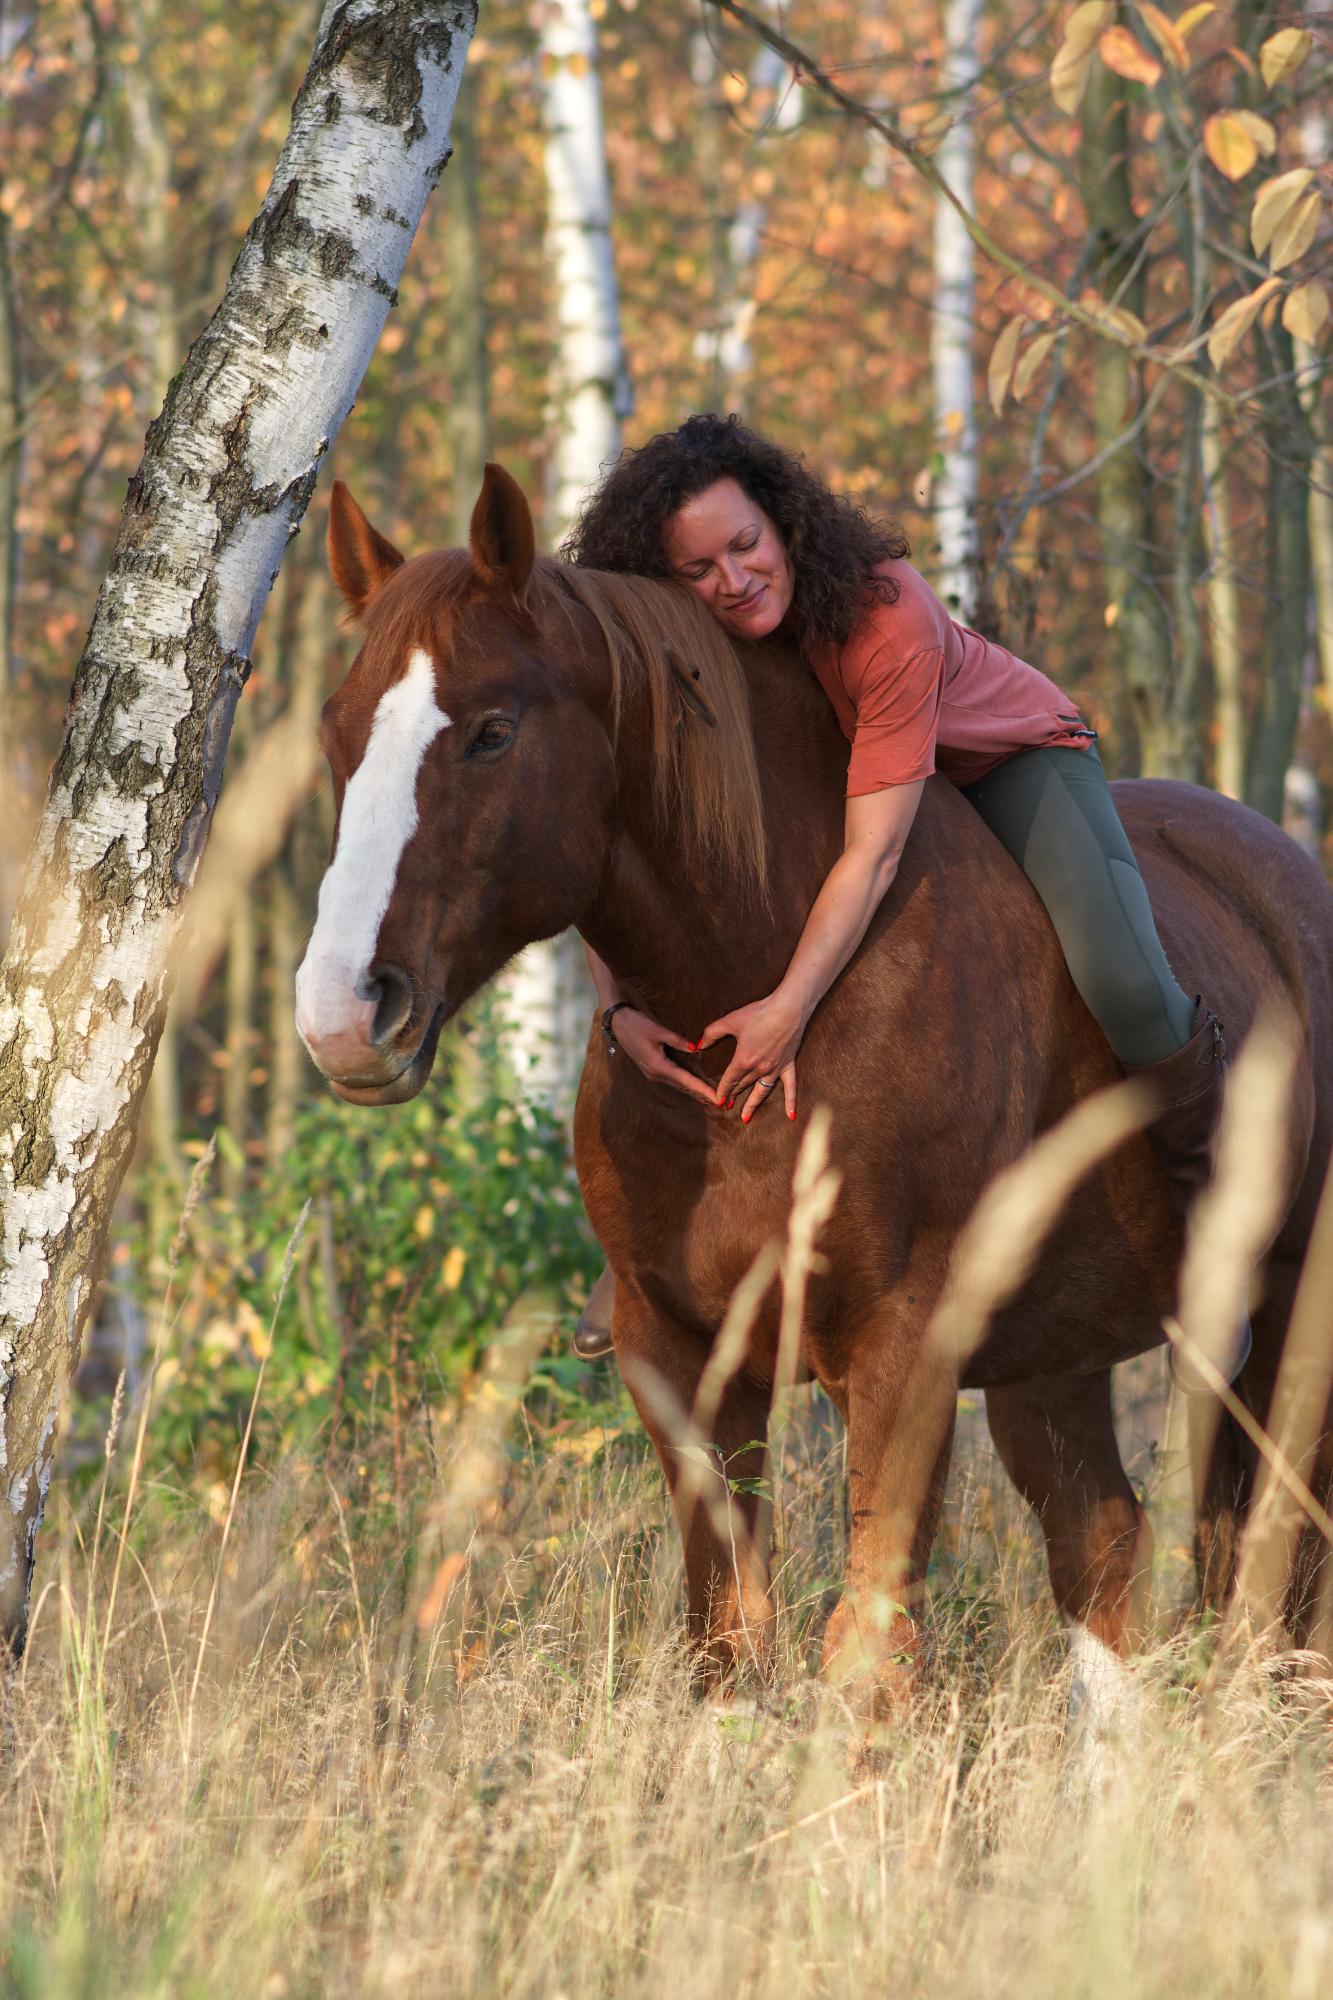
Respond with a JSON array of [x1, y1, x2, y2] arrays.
[[0, 211, 19, 793], [693, 4, 800, 416], [501, 0, 630, 1115], [265, 852, 302, 1172], [929, 0, 980, 622], [121, 0, 178, 408], [1079, 33, 1191, 778], [0, 0, 476, 1655], [1246, 347, 1312, 824], [222, 894, 256, 1203], [125, 4, 189, 1222], [446, 62, 489, 545], [1285, 6, 1331, 846]]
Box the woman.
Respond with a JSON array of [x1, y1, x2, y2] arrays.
[[566, 415, 1233, 1379]]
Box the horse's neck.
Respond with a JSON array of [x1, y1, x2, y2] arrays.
[[580, 644, 847, 1037]]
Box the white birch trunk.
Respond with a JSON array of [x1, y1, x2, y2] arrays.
[[693, 13, 801, 412], [501, 0, 630, 1115], [0, 0, 476, 1650], [929, 0, 981, 621], [540, 0, 631, 538]]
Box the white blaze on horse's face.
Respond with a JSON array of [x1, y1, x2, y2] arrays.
[[295, 648, 449, 1065]]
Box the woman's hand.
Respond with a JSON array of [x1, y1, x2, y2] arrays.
[[610, 1009, 719, 1109], [698, 988, 805, 1124]]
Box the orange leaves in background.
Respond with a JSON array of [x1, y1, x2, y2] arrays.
[[1099, 27, 1160, 89]]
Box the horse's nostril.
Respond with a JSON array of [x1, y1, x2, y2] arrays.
[[366, 963, 414, 1045]]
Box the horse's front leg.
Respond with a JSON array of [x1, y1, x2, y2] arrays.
[[821, 1316, 958, 1712], [615, 1289, 775, 1689]]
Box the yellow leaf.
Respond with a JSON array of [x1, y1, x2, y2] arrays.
[[1268, 188, 1321, 273], [1207, 277, 1283, 369], [988, 315, 1025, 415], [414, 1204, 434, 1240], [1099, 26, 1161, 85], [1051, 46, 1094, 114], [1282, 282, 1330, 345], [1234, 110, 1277, 157], [1250, 168, 1314, 256], [1175, 4, 1217, 41], [1064, 0, 1116, 58], [1013, 330, 1060, 401], [1104, 602, 1120, 628], [566, 49, 590, 79], [1259, 26, 1313, 90], [1050, 3, 1113, 113], [721, 69, 748, 104], [1137, 4, 1188, 68], [442, 1245, 466, 1290], [1086, 299, 1148, 344], [1203, 111, 1258, 181]]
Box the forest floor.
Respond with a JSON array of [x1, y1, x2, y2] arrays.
[[2, 1351, 1330, 2000]]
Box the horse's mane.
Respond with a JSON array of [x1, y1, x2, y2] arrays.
[[363, 548, 771, 903], [528, 558, 771, 904]]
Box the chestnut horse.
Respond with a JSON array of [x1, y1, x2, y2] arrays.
[[296, 464, 1333, 1704]]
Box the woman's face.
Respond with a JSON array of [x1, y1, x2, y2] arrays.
[[662, 477, 795, 639]]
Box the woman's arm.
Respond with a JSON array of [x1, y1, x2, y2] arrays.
[[581, 942, 717, 1108], [699, 780, 925, 1120]]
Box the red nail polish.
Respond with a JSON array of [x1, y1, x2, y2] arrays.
[[726, 1097, 735, 1110], [788, 1108, 796, 1119], [742, 1113, 751, 1124]]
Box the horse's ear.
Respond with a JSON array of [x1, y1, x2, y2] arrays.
[[469, 462, 535, 599], [328, 480, 405, 619]]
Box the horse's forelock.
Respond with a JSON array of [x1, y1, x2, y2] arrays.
[[529, 559, 770, 904]]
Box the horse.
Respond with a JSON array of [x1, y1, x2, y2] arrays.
[[295, 462, 1333, 1709]]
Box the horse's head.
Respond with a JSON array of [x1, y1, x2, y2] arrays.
[[294, 464, 618, 1103]]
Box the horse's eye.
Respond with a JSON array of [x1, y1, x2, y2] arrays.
[[468, 717, 516, 757]]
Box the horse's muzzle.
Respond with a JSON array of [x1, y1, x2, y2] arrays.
[[301, 996, 446, 1105]]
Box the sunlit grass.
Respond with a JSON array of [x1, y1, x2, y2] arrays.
[[2, 1357, 1330, 2000]]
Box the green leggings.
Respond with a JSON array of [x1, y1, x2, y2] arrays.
[[960, 744, 1196, 1067]]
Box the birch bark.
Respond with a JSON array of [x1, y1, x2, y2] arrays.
[[929, 0, 980, 621], [693, 5, 801, 415], [0, 0, 476, 1651], [500, 0, 630, 1114]]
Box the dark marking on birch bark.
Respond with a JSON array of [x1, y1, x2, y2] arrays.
[[170, 652, 248, 888]]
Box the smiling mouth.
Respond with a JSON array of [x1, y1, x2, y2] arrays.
[[728, 585, 765, 615], [325, 1004, 447, 1106]]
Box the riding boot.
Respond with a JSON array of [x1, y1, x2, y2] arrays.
[[1125, 997, 1253, 1394], [573, 1262, 616, 1361]]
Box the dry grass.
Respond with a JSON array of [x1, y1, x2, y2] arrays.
[[2, 1368, 1331, 2000]]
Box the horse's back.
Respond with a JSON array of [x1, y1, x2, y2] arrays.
[[1116, 777, 1333, 1242], [1115, 778, 1333, 1023]]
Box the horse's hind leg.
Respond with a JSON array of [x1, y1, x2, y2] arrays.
[[986, 1369, 1153, 1658]]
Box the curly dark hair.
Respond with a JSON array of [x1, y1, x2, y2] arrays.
[[560, 413, 909, 650]]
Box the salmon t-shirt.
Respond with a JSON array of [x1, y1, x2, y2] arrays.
[[806, 560, 1095, 795]]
